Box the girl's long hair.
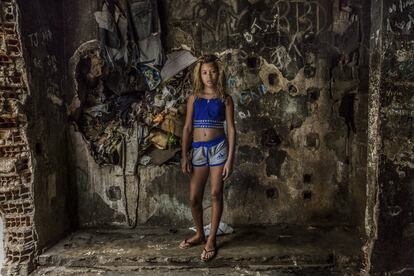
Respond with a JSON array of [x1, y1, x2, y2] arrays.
[[192, 54, 227, 100]]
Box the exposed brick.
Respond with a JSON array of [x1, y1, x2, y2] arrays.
[[0, 1, 37, 273]]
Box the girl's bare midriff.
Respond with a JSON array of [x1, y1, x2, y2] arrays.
[[193, 128, 225, 142]]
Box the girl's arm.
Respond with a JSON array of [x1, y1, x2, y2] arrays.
[[225, 95, 236, 164], [181, 94, 195, 172]]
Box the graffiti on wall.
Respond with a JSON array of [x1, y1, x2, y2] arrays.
[[169, 0, 329, 78], [387, 0, 414, 35]]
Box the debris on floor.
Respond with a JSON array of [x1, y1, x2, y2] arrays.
[[189, 221, 235, 236]]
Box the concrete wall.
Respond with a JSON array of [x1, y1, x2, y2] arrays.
[[366, 0, 414, 273], [17, 0, 74, 256], [5, 0, 414, 274], [66, 0, 371, 230]]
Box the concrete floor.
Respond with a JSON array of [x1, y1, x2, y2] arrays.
[[33, 224, 364, 275]]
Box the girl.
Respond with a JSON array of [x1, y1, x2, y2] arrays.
[[179, 54, 236, 262]]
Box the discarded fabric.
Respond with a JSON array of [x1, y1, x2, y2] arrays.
[[189, 221, 234, 236]]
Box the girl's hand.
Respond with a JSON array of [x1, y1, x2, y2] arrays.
[[181, 157, 192, 175], [222, 159, 233, 180]]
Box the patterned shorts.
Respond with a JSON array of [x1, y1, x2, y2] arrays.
[[191, 134, 228, 167]]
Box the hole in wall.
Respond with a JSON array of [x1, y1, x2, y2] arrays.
[[265, 187, 278, 199], [305, 132, 320, 149], [304, 65, 316, 78], [303, 174, 312, 183], [307, 87, 320, 102], [268, 73, 279, 85], [261, 128, 281, 148], [246, 55, 259, 69], [288, 84, 297, 94], [303, 190, 312, 200], [35, 143, 42, 155], [339, 93, 356, 134]]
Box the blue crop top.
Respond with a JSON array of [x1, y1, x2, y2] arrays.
[[192, 96, 226, 128]]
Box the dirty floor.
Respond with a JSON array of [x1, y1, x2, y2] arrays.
[[33, 224, 364, 275]]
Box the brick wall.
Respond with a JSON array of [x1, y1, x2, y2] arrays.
[[0, 0, 37, 275]]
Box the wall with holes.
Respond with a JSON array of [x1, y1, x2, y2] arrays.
[[158, 0, 370, 228], [63, 0, 371, 230]]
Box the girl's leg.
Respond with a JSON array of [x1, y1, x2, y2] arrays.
[[190, 166, 210, 238], [180, 166, 209, 247], [202, 165, 224, 258]]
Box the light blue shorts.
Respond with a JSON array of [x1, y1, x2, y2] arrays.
[[191, 134, 228, 167]]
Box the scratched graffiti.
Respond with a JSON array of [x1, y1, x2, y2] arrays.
[[32, 55, 58, 72], [238, 84, 267, 106], [386, 0, 414, 35], [168, 0, 330, 74], [27, 29, 53, 48], [190, 0, 251, 45], [26, 29, 62, 99], [170, 0, 328, 42], [270, 46, 292, 71], [227, 74, 238, 88], [251, 1, 328, 35], [241, 0, 328, 66]]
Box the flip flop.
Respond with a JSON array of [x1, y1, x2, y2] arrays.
[[201, 247, 217, 262], [179, 238, 206, 249]]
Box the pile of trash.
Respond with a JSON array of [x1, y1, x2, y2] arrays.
[[69, 0, 198, 166]]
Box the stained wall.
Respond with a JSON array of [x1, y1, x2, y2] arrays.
[[366, 0, 414, 273], [66, 0, 371, 230], [4, 0, 414, 275]]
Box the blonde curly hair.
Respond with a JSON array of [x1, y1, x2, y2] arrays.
[[192, 54, 227, 100]]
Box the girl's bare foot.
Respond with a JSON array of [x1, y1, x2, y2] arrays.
[[201, 239, 217, 261], [179, 234, 206, 249]]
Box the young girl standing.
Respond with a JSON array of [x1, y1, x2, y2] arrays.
[[179, 54, 236, 262]]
